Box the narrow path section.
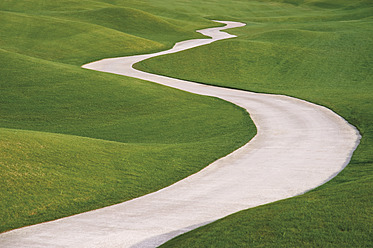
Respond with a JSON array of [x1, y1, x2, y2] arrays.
[[0, 21, 360, 248]]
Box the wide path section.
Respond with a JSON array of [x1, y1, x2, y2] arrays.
[[0, 21, 360, 248]]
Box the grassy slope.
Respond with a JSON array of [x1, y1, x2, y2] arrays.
[[134, 0, 373, 247], [0, 1, 255, 232]]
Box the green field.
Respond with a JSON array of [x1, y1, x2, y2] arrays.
[[135, 0, 373, 247], [0, 1, 255, 232], [1, 0, 372, 247]]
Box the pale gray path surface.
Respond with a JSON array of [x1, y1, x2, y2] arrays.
[[0, 21, 360, 248]]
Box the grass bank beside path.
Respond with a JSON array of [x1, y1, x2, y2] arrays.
[[0, 1, 255, 232], [134, 0, 373, 247], [1, 0, 371, 245]]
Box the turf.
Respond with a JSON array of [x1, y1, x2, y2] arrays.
[[0, 1, 255, 232], [1, 0, 371, 246], [134, 0, 373, 247]]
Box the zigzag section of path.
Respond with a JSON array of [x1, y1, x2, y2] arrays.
[[0, 21, 360, 248]]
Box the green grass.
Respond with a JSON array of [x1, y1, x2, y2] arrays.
[[1, 0, 372, 246], [0, 1, 255, 232], [0, 6, 205, 65], [161, 177, 372, 247], [134, 0, 373, 247]]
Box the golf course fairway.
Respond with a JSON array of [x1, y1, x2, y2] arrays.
[[1, 0, 371, 247], [0, 20, 360, 248]]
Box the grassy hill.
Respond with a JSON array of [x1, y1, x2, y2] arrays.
[[0, 1, 255, 232], [134, 0, 373, 247], [1, 0, 371, 246]]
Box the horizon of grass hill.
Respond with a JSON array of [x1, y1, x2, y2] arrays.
[[134, 0, 373, 247], [0, 1, 257, 232]]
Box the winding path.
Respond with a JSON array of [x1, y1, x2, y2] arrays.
[[0, 21, 360, 248]]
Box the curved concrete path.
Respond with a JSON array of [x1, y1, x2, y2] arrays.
[[0, 21, 360, 248]]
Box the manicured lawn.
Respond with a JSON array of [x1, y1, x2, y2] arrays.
[[0, 1, 255, 232], [1, 0, 371, 246], [135, 0, 373, 246]]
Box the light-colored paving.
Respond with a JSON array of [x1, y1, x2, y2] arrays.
[[0, 21, 360, 248]]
